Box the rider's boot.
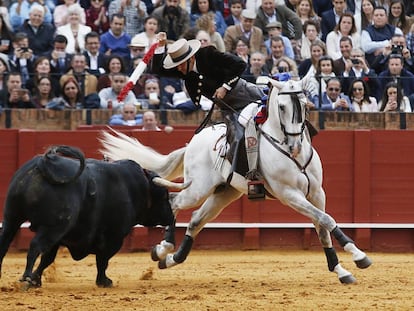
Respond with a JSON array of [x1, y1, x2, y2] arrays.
[[245, 118, 265, 200]]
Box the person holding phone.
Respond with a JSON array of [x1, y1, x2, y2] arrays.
[[9, 32, 34, 87], [0, 72, 34, 109], [340, 48, 380, 100], [312, 77, 354, 111]]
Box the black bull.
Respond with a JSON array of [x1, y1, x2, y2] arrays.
[[0, 146, 185, 288]]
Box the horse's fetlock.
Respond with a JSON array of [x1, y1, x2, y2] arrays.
[[332, 226, 354, 247]]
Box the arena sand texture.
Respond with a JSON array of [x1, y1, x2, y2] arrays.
[[1, 250, 413, 310]]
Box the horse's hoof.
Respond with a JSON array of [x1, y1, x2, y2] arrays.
[[158, 254, 178, 269], [151, 246, 160, 262], [355, 256, 372, 269], [158, 259, 167, 269], [339, 274, 357, 284]]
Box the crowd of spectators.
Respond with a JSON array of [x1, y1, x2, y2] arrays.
[[1, 0, 414, 123]]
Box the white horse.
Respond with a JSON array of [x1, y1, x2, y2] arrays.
[[100, 78, 372, 284]]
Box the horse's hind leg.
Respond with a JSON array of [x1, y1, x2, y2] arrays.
[[157, 187, 242, 269]]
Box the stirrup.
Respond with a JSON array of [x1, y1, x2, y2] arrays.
[[246, 170, 265, 200], [247, 180, 265, 200]]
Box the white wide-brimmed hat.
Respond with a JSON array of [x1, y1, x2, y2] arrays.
[[163, 39, 201, 69], [129, 35, 148, 48]]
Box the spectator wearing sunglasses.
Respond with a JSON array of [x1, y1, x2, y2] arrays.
[[313, 77, 353, 111], [347, 78, 378, 112]]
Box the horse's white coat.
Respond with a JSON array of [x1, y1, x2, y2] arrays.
[[100, 79, 370, 282]]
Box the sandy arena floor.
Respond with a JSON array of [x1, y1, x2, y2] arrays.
[[0, 249, 413, 310]]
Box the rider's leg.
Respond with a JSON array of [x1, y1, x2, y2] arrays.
[[224, 111, 244, 184]]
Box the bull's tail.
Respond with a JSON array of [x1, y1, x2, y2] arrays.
[[37, 145, 86, 184], [99, 129, 185, 180]]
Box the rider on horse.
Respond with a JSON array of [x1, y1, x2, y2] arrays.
[[151, 33, 265, 194]]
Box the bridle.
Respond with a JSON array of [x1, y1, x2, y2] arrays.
[[277, 90, 306, 142], [258, 88, 314, 197]]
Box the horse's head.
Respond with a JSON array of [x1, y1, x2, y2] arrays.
[[264, 78, 308, 158]]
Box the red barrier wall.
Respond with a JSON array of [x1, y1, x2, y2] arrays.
[[1, 129, 413, 252]]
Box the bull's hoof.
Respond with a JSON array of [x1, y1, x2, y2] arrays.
[[19, 280, 32, 292], [355, 256, 372, 269], [96, 278, 113, 288], [339, 274, 357, 284], [19, 276, 41, 290]]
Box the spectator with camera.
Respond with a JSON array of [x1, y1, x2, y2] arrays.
[[312, 77, 354, 111], [379, 81, 412, 112], [49, 35, 73, 78], [9, 32, 35, 88], [0, 72, 34, 109], [361, 6, 404, 64], [371, 34, 414, 74], [341, 48, 380, 100]]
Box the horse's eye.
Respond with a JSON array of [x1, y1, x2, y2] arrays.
[[280, 105, 285, 112]]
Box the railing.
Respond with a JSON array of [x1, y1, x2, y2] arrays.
[[1, 109, 414, 130]]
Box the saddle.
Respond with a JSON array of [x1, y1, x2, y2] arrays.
[[216, 125, 265, 201]]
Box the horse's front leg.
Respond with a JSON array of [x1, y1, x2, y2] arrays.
[[158, 188, 242, 269], [284, 188, 372, 283], [151, 187, 208, 262], [151, 220, 176, 261]]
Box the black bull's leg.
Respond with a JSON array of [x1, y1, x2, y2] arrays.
[[164, 220, 176, 246]]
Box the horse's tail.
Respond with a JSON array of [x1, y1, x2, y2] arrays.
[[99, 129, 185, 180]]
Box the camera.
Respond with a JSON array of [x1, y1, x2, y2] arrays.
[[20, 47, 29, 52], [277, 66, 287, 73], [351, 59, 360, 65], [391, 45, 403, 54]]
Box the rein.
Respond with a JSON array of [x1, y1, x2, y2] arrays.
[[259, 89, 313, 197], [258, 127, 314, 198]]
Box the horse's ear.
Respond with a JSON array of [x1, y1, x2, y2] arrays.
[[256, 76, 272, 87], [267, 79, 285, 90]]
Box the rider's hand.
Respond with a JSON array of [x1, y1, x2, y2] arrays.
[[157, 32, 167, 47], [214, 86, 227, 99]]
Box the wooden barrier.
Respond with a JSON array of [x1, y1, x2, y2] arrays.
[[0, 129, 414, 252], [2, 109, 414, 130]]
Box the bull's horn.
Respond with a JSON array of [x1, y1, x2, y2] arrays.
[[152, 177, 191, 190]]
